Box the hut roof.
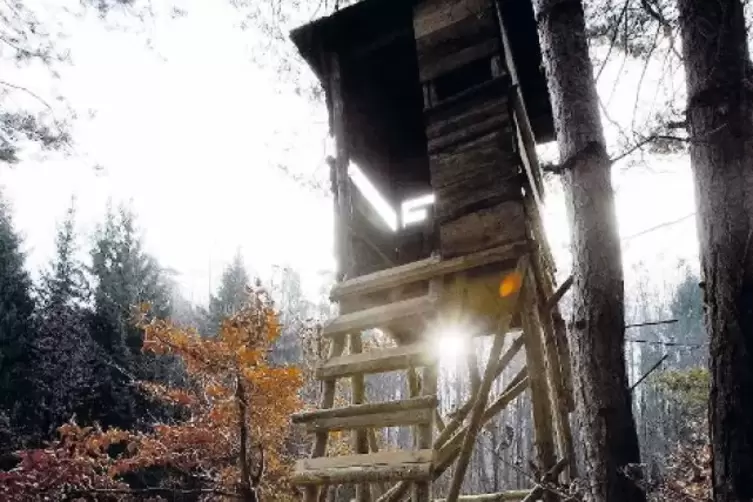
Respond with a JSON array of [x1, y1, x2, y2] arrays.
[[291, 0, 553, 140]]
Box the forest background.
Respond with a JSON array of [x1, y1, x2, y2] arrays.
[[0, 0, 719, 499]]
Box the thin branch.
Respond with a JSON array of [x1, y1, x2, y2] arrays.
[[0, 79, 53, 111], [599, 95, 632, 150], [611, 133, 690, 164], [595, 0, 631, 83], [630, 24, 662, 134], [629, 339, 706, 348], [638, 0, 683, 61], [0, 34, 41, 57], [621, 213, 695, 241], [545, 274, 573, 311], [630, 354, 669, 391], [625, 319, 678, 329]]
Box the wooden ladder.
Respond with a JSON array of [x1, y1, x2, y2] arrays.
[[291, 242, 571, 502]]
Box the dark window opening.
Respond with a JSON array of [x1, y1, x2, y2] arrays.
[[433, 57, 493, 102]]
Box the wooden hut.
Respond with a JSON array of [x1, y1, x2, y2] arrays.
[[289, 1, 574, 501]]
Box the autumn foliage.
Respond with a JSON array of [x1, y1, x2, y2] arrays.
[[0, 286, 302, 501]]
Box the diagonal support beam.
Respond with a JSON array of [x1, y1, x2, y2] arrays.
[[444, 256, 529, 502], [433, 332, 525, 454], [376, 371, 529, 502], [445, 330, 508, 502]]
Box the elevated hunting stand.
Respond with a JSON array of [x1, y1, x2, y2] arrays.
[[290, 0, 575, 500]]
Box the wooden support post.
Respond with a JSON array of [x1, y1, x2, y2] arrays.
[[495, 0, 575, 430], [367, 418, 388, 499], [529, 261, 576, 480], [434, 409, 446, 433], [306, 333, 347, 502], [545, 275, 573, 312], [455, 272, 481, 395], [414, 361, 437, 502], [494, 1, 544, 207], [519, 458, 569, 502], [530, 257, 574, 414], [492, 335, 525, 381], [520, 275, 557, 501], [309, 50, 354, 502], [466, 336, 482, 395], [414, 277, 441, 502], [328, 51, 354, 283], [350, 332, 370, 502]]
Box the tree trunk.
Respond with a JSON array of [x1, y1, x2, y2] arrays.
[[531, 1, 645, 501], [236, 373, 255, 502], [677, 1, 753, 500]]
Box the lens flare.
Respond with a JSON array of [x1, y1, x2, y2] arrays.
[[435, 328, 467, 364], [499, 271, 523, 297]]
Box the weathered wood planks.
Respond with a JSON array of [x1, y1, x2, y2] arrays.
[[439, 201, 527, 258], [322, 295, 436, 339], [316, 342, 436, 379], [293, 450, 435, 486], [413, 0, 499, 82], [292, 397, 437, 433], [435, 490, 532, 502], [331, 240, 528, 300]]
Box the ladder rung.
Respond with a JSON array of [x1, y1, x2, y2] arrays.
[[292, 396, 437, 432], [435, 490, 532, 502], [291, 449, 434, 486], [322, 295, 435, 339], [316, 342, 436, 380], [331, 240, 527, 300]]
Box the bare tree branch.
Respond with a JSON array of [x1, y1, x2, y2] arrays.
[[0, 79, 53, 111]]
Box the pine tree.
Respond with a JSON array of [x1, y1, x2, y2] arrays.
[[665, 264, 704, 369], [677, 1, 753, 498], [29, 201, 103, 439], [205, 252, 252, 336], [532, 0, 645, 499], [88, 204, 175, 428], [270, 267, 308, 364], [0, 194, 35, 451]]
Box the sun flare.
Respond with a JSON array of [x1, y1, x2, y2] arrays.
[[435, 328, 468, 364]]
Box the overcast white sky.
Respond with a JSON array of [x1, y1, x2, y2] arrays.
[[0, 0, 699, 306]]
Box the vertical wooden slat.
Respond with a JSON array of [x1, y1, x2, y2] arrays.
[[530, 258, 576, 479], [307, 49, 354, 502], [520, 273, 557, 501], [523, 190, 574, 414], [350, 332, 370, 502], [413, 277, 441, 502], [329, 51, 354, 283], [496, 0, 575, 419], [493, 0, 544, 206], [367, 428, 387, 499], [497, 0, 576, 475], [306, 333, 347, 502]]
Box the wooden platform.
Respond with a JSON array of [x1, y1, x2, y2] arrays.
[[293, 450, 435, 486]]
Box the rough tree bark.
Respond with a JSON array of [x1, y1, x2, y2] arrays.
[[236, 373, 256, 502], [677, 1, 753, 500], [531, 1, 645, 500]]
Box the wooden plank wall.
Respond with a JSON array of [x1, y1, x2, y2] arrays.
[[413, 0, 527, 258], [413, 0, 499, 83]]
